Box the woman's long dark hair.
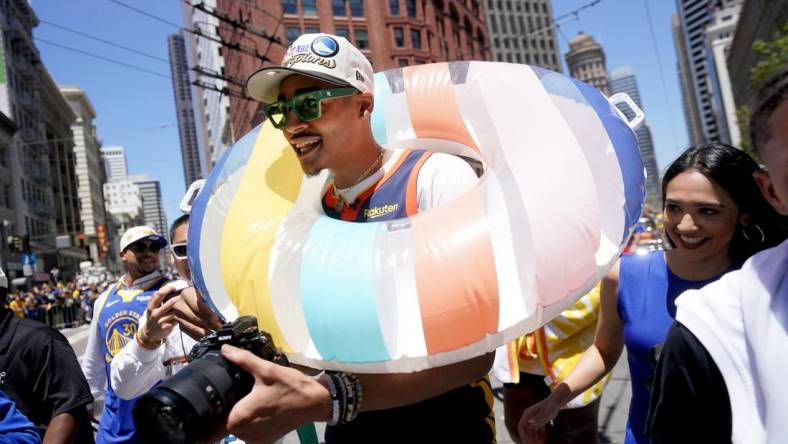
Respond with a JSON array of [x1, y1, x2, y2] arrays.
[[661, 143, 786, 262]]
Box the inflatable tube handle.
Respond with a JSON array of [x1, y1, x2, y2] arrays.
[[608, 93, 645, 131], [180, 179, 205, 214]]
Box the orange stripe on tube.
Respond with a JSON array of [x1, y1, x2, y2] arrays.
[[411, 188, 499, 354], [403, 63, 480, 154]]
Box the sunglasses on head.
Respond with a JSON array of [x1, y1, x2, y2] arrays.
[[170, 242, 187, 259], [128, 241, 162, 254], [264, 87, 359, 129]]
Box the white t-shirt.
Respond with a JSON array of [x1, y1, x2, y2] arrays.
[[332, 148, 479, 211], [676, 239, 788, 444]]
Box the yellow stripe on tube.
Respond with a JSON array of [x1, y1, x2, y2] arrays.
[[220, 124, 302, 352]]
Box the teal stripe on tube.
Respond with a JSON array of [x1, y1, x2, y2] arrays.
[[299, 216, 390, 362], [371, 71, 391, 145]]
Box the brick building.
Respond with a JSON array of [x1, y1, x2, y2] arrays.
[[215, 0, 490, 139]]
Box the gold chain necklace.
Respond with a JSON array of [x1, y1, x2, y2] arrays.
[[332, 149, 384, 212]]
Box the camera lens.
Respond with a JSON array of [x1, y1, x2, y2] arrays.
[[133, 353, 248, 443]]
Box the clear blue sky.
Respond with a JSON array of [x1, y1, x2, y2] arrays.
[[33, 0, 687, 224]]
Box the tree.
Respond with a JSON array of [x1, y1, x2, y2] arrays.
[[736, 21, 788, 162]]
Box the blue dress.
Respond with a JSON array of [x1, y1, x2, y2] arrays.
[[617, 251, 733, 443]]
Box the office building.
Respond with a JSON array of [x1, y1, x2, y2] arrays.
[[485, 0, 562, 71], [168, 32, 204, 188], [215, 0, 490, 138]]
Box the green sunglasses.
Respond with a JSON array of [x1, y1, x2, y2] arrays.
[[264, 87, 359, 129]]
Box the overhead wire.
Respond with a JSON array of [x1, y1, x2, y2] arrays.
[[34, 37, 171, 79], [39, 19, 170, 64], [489, 0, 605, 51], [643, 0, 680, 146]]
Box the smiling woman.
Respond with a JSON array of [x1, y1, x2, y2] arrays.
[[518, 142, 787, 444]]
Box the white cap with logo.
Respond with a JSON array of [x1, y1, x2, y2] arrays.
[[120, 225, 168, 252], [247, 33, 375, 104]]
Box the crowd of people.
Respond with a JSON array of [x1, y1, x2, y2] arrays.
[[0, 32, 785, 444], [3, 279, 105, 329]]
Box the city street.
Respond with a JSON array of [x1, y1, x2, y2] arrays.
[[64, 324, 630, 444]]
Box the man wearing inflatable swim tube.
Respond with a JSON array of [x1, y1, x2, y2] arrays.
[[175, 33, 496, 443]]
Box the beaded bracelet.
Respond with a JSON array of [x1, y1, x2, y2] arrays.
[[323, 371, 363, 425]]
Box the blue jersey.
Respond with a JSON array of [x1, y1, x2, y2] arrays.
[[94, 276, 167, 444], [617, 251, 734, 443], [322, 149, 431, 221]]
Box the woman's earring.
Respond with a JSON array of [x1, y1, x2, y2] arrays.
[[741, 224, 766, 243]]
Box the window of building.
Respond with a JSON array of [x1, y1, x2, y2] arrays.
[[411, 29, 422, 49], [350, 0, 364, 16], [504, 38, 509, 48], [525, 53, 531, 64], [518, 16, 525, 32], [398, 58, 409, 67], [525, 1, 530, 12], [542, 3, 547, 13], [506, 1, 511, 10], [282, 0, 296, 14], [394, 27, 405, 47], [355, 28, 369, 49], [501, 15, 507, 32], [509, 15, 515, 32], [336, 26, 350, 40], [513, 38, 519, 49], [305, 26, 320, 34], [390, 0, 400, 15], [333, 0, 345, 16], [302, 0, 317, 15], [506, 53, 512, 62], [406, 0, 416, 18], [286, 26, 301, 43], [494, 37, 500, 48], [490, 15, 497, 32], [496, 53, 503, 61], [516, 53, 521, 63]]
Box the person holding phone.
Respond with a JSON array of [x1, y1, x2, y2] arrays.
[[109, 215, 228, 401]]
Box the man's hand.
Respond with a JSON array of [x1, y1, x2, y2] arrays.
[[141, 285, 182, 344], [171, 287, 222, 340], [203, 345, 331, 444]]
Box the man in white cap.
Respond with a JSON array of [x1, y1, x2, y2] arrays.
[[80, 225, 170, 443], [182, 33, 495, 444], [0, 265, 94, 442]]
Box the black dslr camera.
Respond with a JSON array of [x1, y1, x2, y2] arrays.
[[133, 316, 288, 444]]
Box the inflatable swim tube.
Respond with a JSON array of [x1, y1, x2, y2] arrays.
[[188, 61, 646, 373]]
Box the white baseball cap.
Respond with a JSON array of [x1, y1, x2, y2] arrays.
[[0, 266, 7, 289], [120, 225, 167, 252], [247, 33, 375, 104]]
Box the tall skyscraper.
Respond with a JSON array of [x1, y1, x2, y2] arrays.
[[129, 175, 168, 237], [168, 33, 203, 189], [609, 66, 662, 206], [705, 2, 742, 146], [672, 14, 704, 147], [485, 0, 562, 71], [182, 0, 233, 173], [564, 32, 609, 95], [61, 86, 112, 265], [673, 0, 740, 144], [215, 0, 490, 139], [101, 146, 129, 182]]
